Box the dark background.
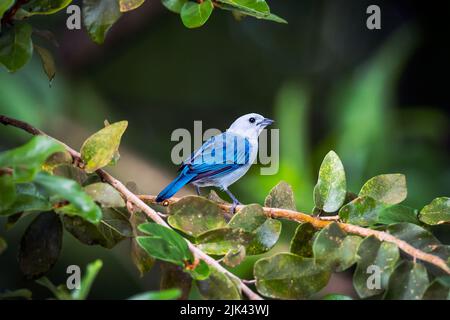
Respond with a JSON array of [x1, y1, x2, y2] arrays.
[[1, 0, 449, 299]]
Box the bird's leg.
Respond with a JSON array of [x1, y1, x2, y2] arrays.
[[195, 185, 201, 196], [224, 188, 241, 214]]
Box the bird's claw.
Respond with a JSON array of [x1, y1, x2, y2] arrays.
[[230, 201, 241, 214]]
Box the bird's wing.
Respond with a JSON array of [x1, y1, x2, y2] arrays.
[[181, 132, 251, 180]]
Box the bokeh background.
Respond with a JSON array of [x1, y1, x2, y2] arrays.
[[1, 0, 449, 299]]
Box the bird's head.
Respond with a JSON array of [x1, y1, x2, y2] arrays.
[[227, 113, 274, 139]]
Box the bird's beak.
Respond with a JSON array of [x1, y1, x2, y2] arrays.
[[258, 118, 275, 127]]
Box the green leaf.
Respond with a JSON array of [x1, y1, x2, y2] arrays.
[[423, 276, 450, 300], [196, 267, 241, 300], [128, 288, 182, 300], [322, 294, 353, 300], [313, 151, 347, 213], [160, 262, 192, 299], [0, 173, 16, 212], [82, 0, 122, 44], [264, 181, 296, 211], [223, 245, 246, 267], [359, 174, 407, 204], [1, 183, 52, 216], [162, 0, 187, 13], [71, 260, 103, 300], [0, 136, 65, 183], [0, 0, 14, 20], [0, 236, 7, 255], [63, 207, 131, 249], [196, 228, 253, 255], [215, 0, 286, 23], [384, 261, 429, 300], [419, 197, 450, 225], [254, 253, 331, 299], [377, 204, 420, 225], [180, 0, 213, 29], [339, 196, 386, 226], [353, 236, 399, 298], [0, 289, 32, 300], [80, 120, 128, 173], [168, 196, 227, 237], [35, 172, 102, 224], [137, 223, 191, 266], [42, 151, 73, 173], [84, 182, 125, 208], [220, 0, 269, 13], [228, 204, 281, 255], [290, 222, 316, 257], [119, 0, 145, 12], [187, 260, 210, 281], [22, 0, 72, 15], [0, 23, 33, 72], [313, 223, 362, 271], [18, 212, 63, 279], [36, 277, 72, 300], [387, 223, 449, 265], [34, 45, 56, 82], [130, 211, 154, 276]]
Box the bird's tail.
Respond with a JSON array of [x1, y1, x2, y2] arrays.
[[156, 171, 196, 202]]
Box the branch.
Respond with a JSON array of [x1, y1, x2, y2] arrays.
[[139, 195, 450, 275], [0, 115, 262, 300]]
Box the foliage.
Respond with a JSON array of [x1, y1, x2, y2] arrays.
[[0, 0, 285, 77], [1, 117, 449, 300]]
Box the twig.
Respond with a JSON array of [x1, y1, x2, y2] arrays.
[[0, 114, 263, 300], [139, 195, 450, 275]]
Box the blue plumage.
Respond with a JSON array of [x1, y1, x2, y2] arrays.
[[156, 113, 274, 213]]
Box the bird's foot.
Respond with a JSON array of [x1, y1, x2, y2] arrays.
[[230, 200, 241, 215]]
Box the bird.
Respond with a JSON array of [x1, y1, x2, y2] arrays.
[[156, 113, 274, 213]]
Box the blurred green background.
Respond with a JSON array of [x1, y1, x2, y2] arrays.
[[1, 0, 449, 299]]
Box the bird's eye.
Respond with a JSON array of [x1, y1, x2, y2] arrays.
[[249, 117, 256, 124]]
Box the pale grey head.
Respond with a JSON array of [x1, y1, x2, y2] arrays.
[[226, 113, 274, 140]]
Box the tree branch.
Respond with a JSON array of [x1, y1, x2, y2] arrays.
[[139, 195, 450, 275], [0, 114, 262, 300]]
